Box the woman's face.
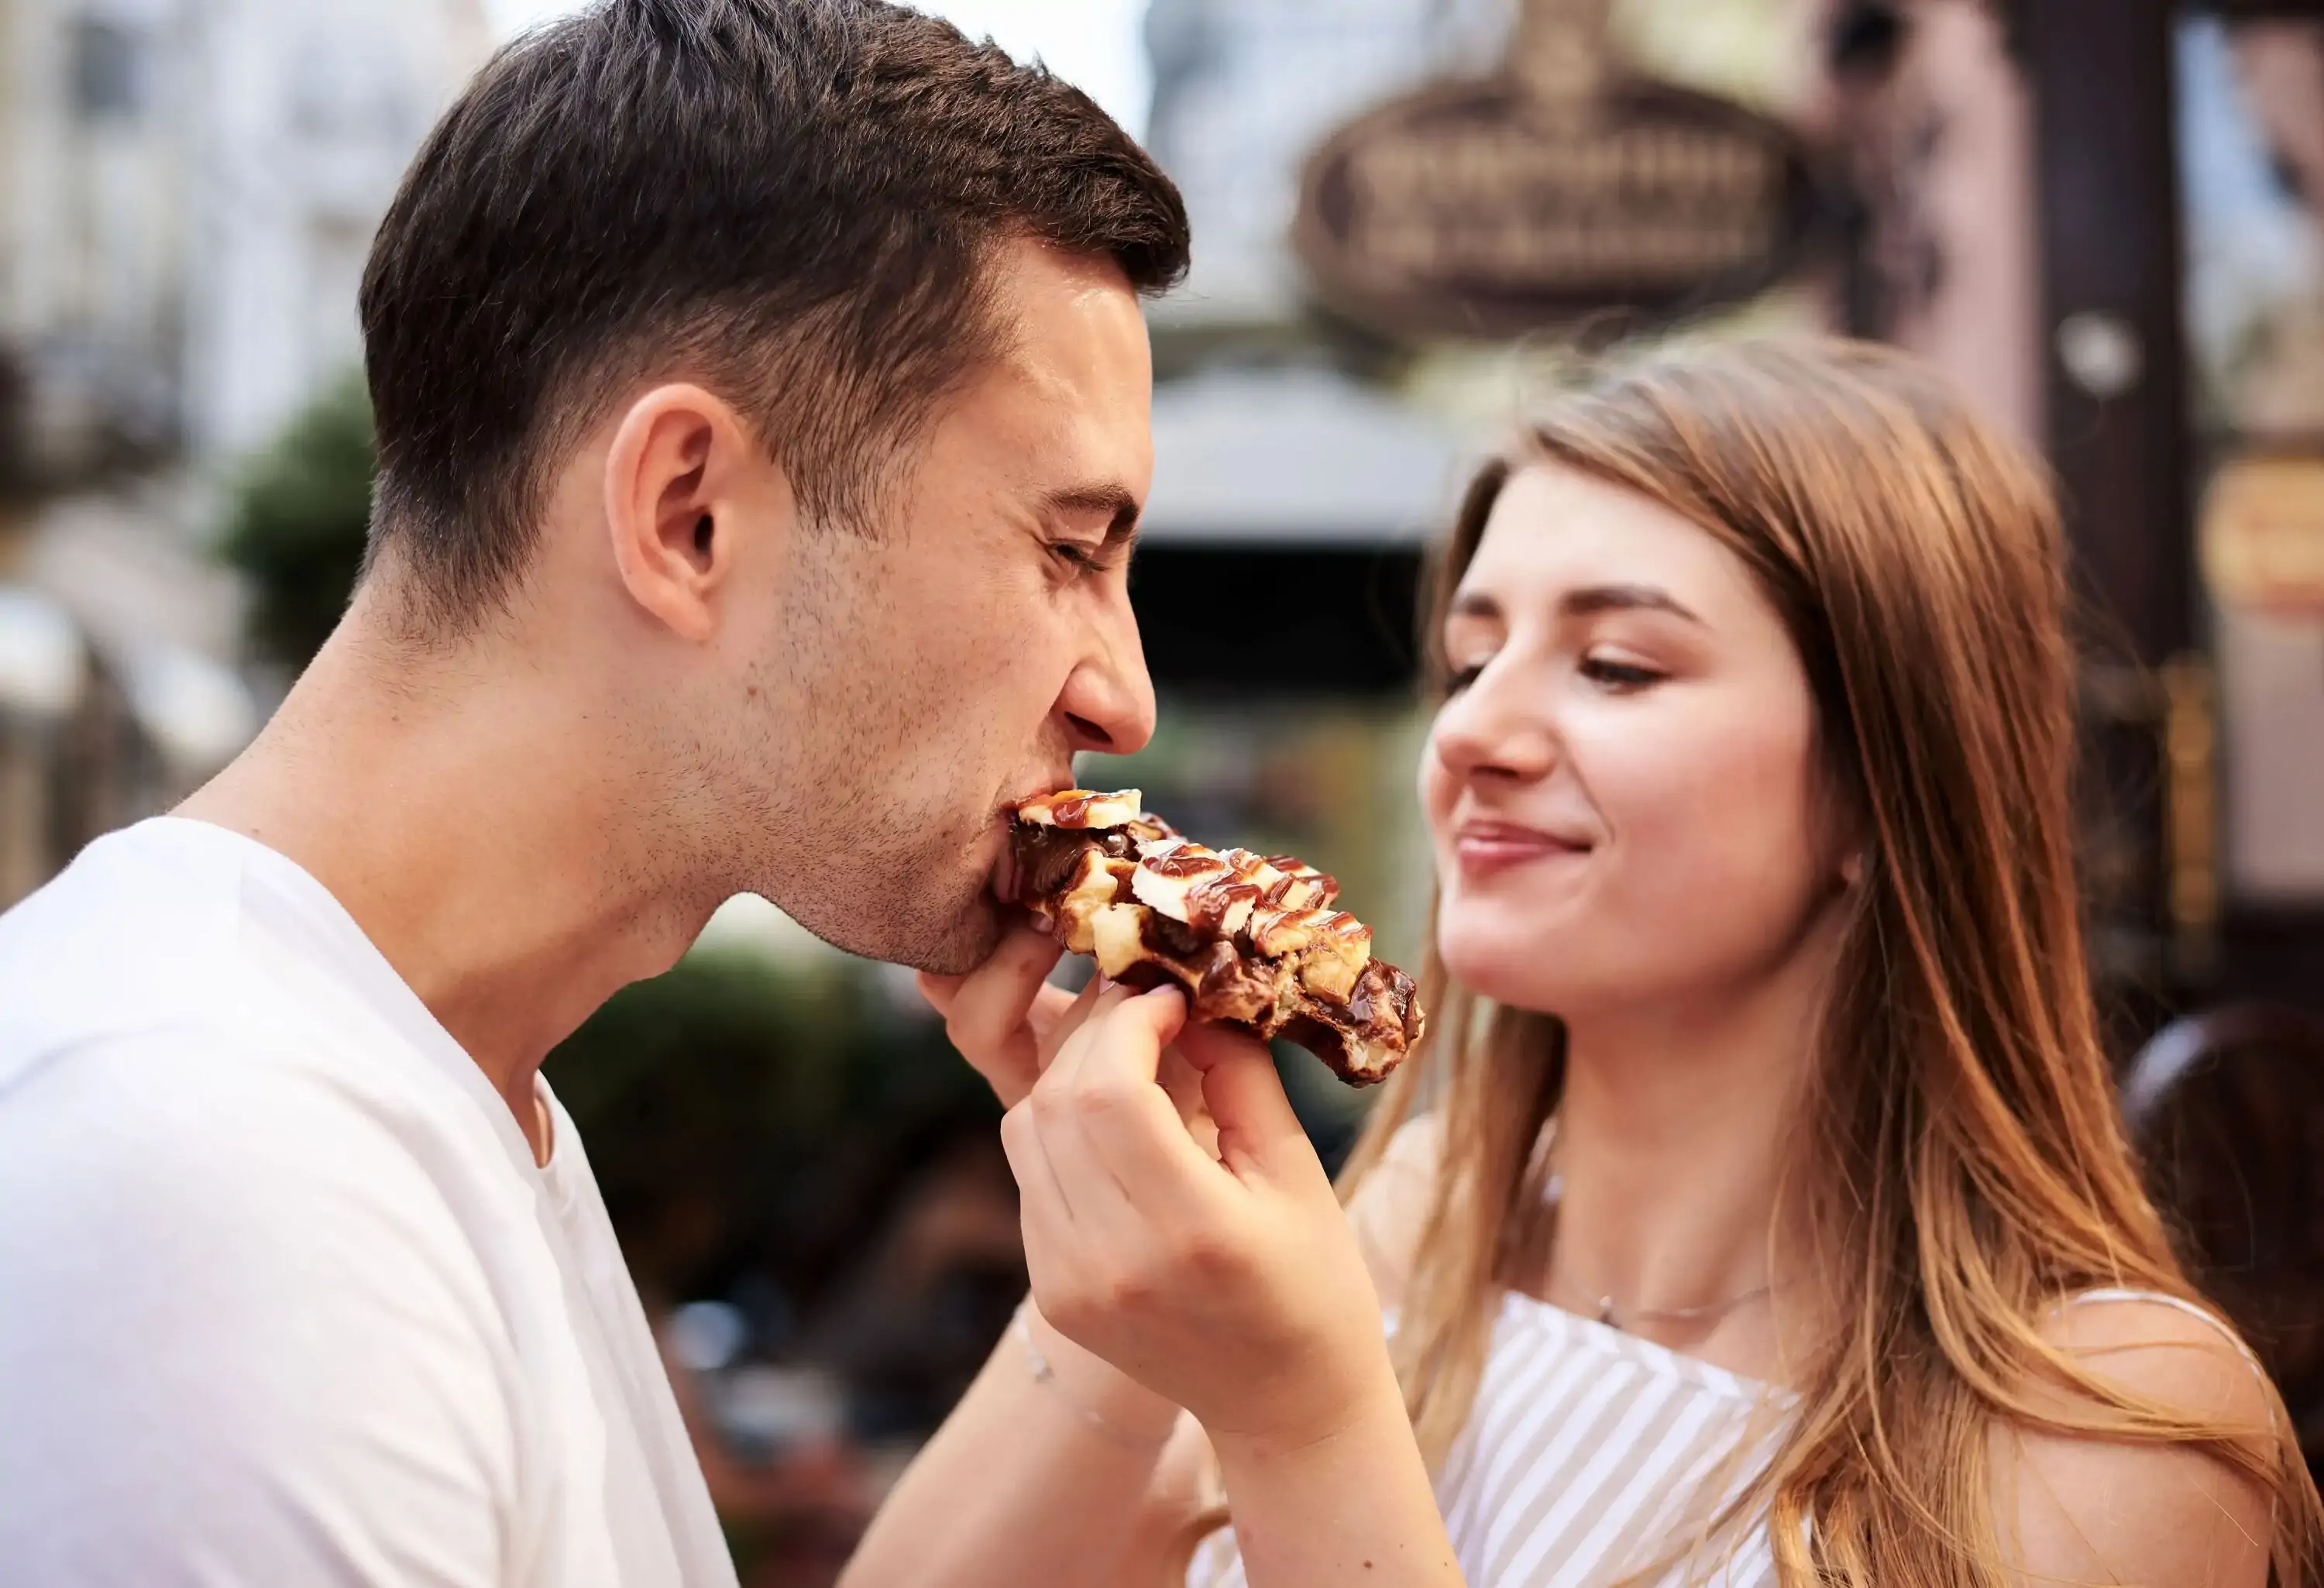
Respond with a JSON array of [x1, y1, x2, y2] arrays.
[[1422, 462, 1844, 1021]]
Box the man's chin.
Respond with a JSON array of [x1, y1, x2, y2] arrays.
[[770, 884, 1006, 975], [892, 895, 1007, 976]]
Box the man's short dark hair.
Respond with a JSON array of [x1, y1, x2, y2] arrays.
[[359, 0, 1190, 635]]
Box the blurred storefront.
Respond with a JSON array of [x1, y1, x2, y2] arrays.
[[0, 0, 491, 902], [1126, 0, 2324, 1045], [0, 7, 2319, 1575], [2181, 12, 2324, 1011]]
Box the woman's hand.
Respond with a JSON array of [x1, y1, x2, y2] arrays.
[[920, 927, 1216, 1153], [1002, 983, 1401, 1452], [919, 929, 1211, 1448], [919, 925, 1076, 1109]]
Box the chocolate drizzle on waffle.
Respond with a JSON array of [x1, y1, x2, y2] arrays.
[[1009, 789, 1424, 1087]]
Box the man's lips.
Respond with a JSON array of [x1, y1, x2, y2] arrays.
[[1452, 819, 1591, 875], [990, 780, 1075, 902]]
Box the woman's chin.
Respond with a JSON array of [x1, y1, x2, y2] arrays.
[[1439, 923, 1585, 1016]]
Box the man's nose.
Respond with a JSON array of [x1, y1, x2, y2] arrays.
[[1059, 606, 1157, 758]]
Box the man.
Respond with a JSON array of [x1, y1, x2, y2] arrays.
[[0, 2, 1186, 1582]]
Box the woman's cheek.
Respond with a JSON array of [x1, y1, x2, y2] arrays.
[[1417, 744, 1456, 827]]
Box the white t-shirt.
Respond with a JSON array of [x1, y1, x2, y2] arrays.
[[0, 818, 739, 1588]]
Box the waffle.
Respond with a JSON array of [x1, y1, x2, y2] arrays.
[[1009, 789, 1424, 1086]]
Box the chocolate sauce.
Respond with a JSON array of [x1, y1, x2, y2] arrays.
[[1143, 913, 1209, 961], [1146, 850, 1226, 879], [1008, 823, 1133, 903], [1008, 799, 1422, 1087]]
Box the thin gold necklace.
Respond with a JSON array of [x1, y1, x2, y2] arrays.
[[1569, 1280, 1775, 1333], [1542, 1169, 1776, 1332]]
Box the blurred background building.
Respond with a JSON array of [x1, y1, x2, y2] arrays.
[[0, 0, 489, 895], [5, 0, 2324, 1579]]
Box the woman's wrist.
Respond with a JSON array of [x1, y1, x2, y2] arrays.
[[1016, 1298, 1184, 1448], [1205, 1356, 1411, 1473], [1205, 1367, 1458, 1587]]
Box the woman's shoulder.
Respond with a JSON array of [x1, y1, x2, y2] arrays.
[[2037, 1286, 2272, 1420], [1995, 1287, 2279, 1588]]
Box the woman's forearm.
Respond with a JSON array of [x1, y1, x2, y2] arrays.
[[1210, 1377, 1464, 1588], [841, 1304, 1189, 1588]]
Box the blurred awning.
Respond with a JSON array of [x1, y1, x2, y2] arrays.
[[0, 587, 85, 720], [20, 497, 260, 773], [1142, 366, 1473, 546]]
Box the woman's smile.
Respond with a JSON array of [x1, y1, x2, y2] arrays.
[[1450, 818, 1592, 882]]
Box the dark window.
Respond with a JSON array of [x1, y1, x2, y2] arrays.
[[1131, 545, 1425, 697], [70, 18, 146, 124]]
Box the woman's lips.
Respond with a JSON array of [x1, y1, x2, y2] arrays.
[[1452, 821, 1590, 879]]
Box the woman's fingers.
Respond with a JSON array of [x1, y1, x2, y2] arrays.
[[1043, 989, 1229, 1205], [1036, 979, 1136, 1092], [1156, 1046, 1220, 1159], [1033, 973, 1105, 1067], [1169, 1019, 1275, 1074], [999, 1100, 1082, 1284], [1198, 1036, 1327, 1191], [1026, 1064, 1156, 1268], [1023, 988, 1244, 1346], [1007, 988, 1396, 1448], [926, 925, 1064, 1105]]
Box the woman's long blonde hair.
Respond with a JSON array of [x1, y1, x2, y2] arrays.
[[1340, 337, 2323, 1586]]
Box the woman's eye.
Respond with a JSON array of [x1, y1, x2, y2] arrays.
[[1580, 655, 1664, 689], [1444, 662, 1486, 693]]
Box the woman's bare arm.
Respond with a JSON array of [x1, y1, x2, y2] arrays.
[[851, 922, 1453, 1588], [840, 1299, 1197, 1588]]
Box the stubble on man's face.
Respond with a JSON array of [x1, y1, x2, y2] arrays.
[[775, 574, 1030, 972], [707, 522, 1032, 973], [706, 242, 1156, 972]]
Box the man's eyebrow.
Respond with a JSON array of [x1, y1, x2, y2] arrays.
[[1041, 484, 1143, 546]]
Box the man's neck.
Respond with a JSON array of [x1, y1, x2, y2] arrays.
[[178, 611, 716, 1162]]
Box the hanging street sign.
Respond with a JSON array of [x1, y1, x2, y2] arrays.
[[1294, 0, 1825, 341]]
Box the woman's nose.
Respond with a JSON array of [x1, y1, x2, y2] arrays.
[[1429, 666, 1557, 784]]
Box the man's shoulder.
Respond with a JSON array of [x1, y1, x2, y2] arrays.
[[0, 820, 258, 1064], [0, 1023, 505, 1284], [0, 821, 453, 1121], [0, 1023, 530, 1586], [0, 820, 541, 1301]]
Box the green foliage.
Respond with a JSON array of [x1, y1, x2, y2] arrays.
[[549, 951, 854, 1177], [547, 949, 993, 1302], [217, 371, 376, 667]]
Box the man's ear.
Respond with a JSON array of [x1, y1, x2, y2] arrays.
[[602, 383, 782, 642]]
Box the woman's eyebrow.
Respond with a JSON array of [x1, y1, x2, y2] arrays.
[[1447, 584, 1705, 625], [1558, 583, 1706, 626]]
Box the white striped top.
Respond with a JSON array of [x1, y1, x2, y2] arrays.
[[1185, 1285, 2231, 1588], [1182, 1112, 2243, 1588], [1187, 1292, 1796, 1588]]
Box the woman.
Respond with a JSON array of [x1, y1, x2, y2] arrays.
[[841, 339, 2323, 1588]]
